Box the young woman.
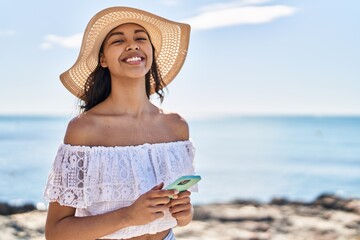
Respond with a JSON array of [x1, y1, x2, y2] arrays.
[[43, 6, 197, 240]]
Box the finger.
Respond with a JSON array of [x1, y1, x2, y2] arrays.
[[150, 189, 179, 198], [170, 203, 191, 214], [178, 190, 191, 198], [151, 204, 170, 214], [151, 182, 164, 190], [168, 197, 191, 207], [150, 196, 171, 206], [172, 209, 191, 220], [170, 191, 190, 201]]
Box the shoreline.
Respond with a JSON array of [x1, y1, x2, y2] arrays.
[[1, 194, 360, 240]]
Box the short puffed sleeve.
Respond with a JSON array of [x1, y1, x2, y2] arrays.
[[43, 144, 89, 208]]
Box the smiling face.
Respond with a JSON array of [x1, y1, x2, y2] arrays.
[[99, 23, 153, 81]]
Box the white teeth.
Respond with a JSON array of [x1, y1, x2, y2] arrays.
[[126, 56, 142, 62]]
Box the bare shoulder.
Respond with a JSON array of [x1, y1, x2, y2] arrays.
[[63, 113, 95, 145], [160, 110, 189, 141]]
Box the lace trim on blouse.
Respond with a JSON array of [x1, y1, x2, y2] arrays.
[[44, 140, 197, 209]]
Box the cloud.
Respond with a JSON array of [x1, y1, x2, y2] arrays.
[[184, 2, 297, 30], [0, 29, 15, 37], [200, 0, 272, 11], [40, 33, 82, 50], [160, 0, 180, 6]]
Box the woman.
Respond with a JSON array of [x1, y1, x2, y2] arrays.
[[43, 6, 197, 240]]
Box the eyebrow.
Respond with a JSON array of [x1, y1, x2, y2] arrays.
[[107, 29, 148, 40]]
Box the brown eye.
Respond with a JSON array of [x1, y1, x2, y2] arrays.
[[111, 39, 124, 44]]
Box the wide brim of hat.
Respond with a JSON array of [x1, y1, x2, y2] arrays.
[[59, 6, 190, 99]]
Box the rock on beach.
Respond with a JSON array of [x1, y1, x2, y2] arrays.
[[1, 194, 360, 240], [174, 194, 360, 240]]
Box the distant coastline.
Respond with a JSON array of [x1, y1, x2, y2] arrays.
[[1, 113, 360, 121]]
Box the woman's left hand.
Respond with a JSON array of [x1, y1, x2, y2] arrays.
[[167, 190, 193, 226]]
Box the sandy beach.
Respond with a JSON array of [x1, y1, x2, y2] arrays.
[[1, 194, 360, 240]]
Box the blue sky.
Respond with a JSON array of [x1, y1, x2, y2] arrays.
[[0, 0, 359, 118]]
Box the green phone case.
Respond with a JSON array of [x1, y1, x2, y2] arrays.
[[165, 175, 201, 192]]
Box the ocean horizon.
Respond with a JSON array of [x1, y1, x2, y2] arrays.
[[0, 114, 359, 206]]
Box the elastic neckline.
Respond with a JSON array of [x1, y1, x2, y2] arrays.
[[60, 140, 192, 150]]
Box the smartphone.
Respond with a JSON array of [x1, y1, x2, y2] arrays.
[[165, 175, 201, 192]]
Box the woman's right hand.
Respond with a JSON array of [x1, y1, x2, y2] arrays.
[[125, 182, 179, 226]]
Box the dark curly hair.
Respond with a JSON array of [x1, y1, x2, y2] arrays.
[[80, 41, 165, 112]]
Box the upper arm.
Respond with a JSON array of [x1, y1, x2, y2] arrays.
[[45, 202, 76, 237]]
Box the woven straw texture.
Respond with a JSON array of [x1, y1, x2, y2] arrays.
[[59, 7, 190, 99]]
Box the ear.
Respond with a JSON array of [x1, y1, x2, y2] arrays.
[[99, 53, 108, 68]]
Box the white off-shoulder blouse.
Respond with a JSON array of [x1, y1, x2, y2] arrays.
[[43, 140, 198, 239]]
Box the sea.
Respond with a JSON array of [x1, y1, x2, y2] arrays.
[[0, 115, 359, 207]]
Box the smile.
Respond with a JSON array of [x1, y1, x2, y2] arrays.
[[124, 56, 144, 63]]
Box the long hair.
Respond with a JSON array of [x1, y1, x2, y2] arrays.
[[80, 43, 165, 112]]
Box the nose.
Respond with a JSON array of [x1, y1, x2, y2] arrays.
[[126, 43, 139, 51]]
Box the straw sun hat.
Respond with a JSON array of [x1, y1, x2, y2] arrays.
[[60, 6, 190, 99]]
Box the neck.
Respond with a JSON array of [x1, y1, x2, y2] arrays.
[[104, 76, 154, 117]]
